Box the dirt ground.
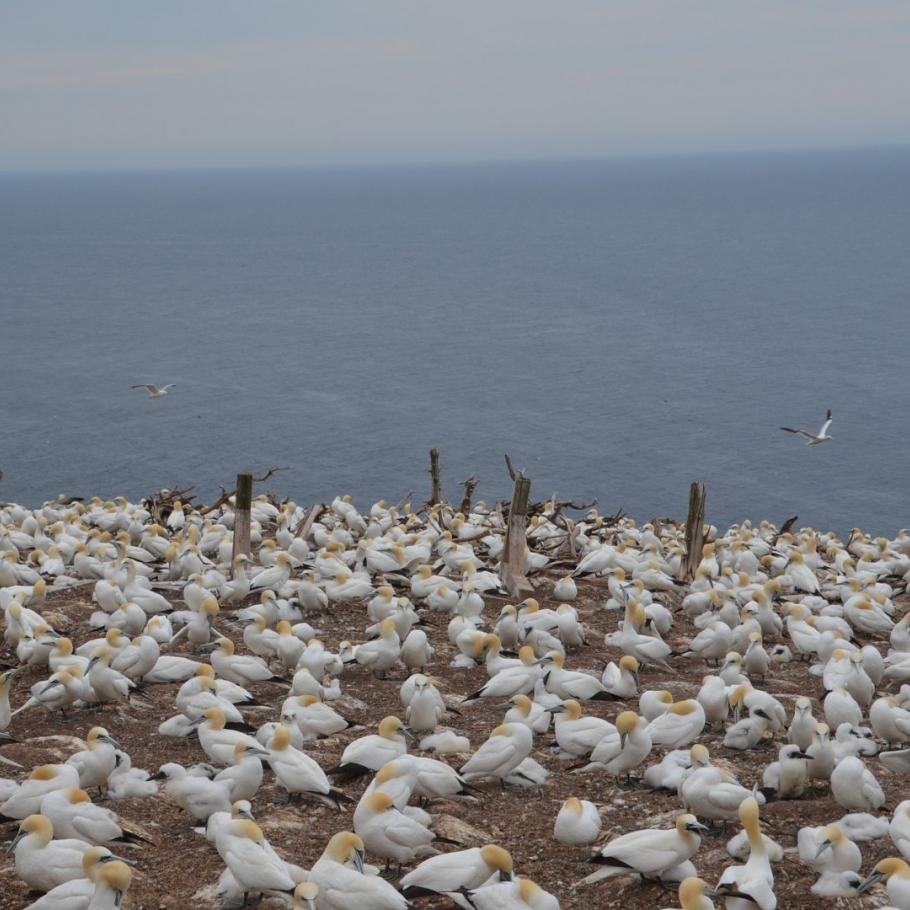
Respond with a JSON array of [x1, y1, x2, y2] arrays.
[[0, 574, 906, 910]]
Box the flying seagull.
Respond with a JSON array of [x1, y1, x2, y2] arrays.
[[780, 409, 833, 445], [131, 384, 176, 398]]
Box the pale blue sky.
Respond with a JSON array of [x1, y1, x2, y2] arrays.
[[1, 1, 908, 171]]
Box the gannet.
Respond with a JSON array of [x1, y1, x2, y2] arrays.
[[150, 762, 231, 822], [215, 816, 297, 901], [10, 813, 92, 892], [715, 798, 776, 910], [646, 700, 706, 749], [354, 790, 436, 868], [459, 723, 533, 783], [554, 797, 601, 845], [400, 844, 513, 899], [779, 410, 833, 445], [308, 831, 409, 910], [551, 699, 617, 758], [327, 716, 409, 780], [581, 813, 706, 885], [857, 857, 910, 907], [579, 709, 652, 779], [831, 755, 885, 811], [466, 878, 560, 909], [266, 725, 349, 808]]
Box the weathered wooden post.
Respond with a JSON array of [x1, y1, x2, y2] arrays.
[[429, 448, 441, 506], [459, 474, 478, 515], [501, 473, 533, 598], [682, 481, 706, 582], [231, 472, 253, 573]]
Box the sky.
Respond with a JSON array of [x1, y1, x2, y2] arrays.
[[1, 1, 908, 171]]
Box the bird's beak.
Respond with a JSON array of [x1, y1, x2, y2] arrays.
[[856, 871, 883, 894], [401, 728, 418, 742], [6, 829, 26, 852], [688, 821, 709, 832], [814, 841, 832, 859], [795, 751, 811, 760], [40, 679, 63, 694], [547, 706, 565, 714], [352, 849, 365, 874], [499, 869, 512, 882], [495, 702, 513, 710], [620, 732, 628, 749], [199, 642, 219, 653], [100, 735, 122, 749], [147, 770, 167, 781], [87, 657, 99, 672]]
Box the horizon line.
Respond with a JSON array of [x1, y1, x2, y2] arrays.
[[1, 140, 908, 179]]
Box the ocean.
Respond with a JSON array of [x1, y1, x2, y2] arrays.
[[1, 147, 908, 535]]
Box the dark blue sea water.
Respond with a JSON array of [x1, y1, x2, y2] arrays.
[[1, 148, 908, 534]]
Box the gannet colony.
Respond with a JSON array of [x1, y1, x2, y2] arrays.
[[2, 491, 910, 910]]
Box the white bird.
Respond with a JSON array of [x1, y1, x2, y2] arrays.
[[21, 845, 120, 910], [715, 798, 776, 910], [459, 723, 533, 783], [552, 699, 616, 758], [308, 831, 409, 910], [131, 383, 176, 398], [10, 813, 92, 892], [215, 816, 297, 900], [830, 755, 885, 811], [0, 763, 81, 819], [579, 710, 652, 779], [646, 700, 706, 749], [465, 878, 560, 909], [400, 844, 514, 900], [554, 796, 601, 845], [780, 409, 832, 445], [761, 744, 810, 799], [266, 725, 349, 808], [328, 716, 409, 781], [354, 790, 437, 868], [150, 762, 232, 822], [580, 813, 706, 885], [39, 787, 139, 846], [857, 857, 910, 908]]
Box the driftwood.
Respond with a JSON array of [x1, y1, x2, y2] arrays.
[[231, 473, 253, 567], [197, 467, 289, 517], [681, 481, 707, 582], [428, 448, 441, 506], [459, 474, 478, 514], [500, 474, 533, 599], [294, 503, 325, 540], [143, 486, 196, 524]]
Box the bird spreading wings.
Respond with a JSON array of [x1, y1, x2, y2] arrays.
[[780, 409, 833, 445], [131, 384, 176, 398]]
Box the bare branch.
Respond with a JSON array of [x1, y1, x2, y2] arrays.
[[251, 466, 289, 483]]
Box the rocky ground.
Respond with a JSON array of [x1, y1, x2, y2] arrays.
[[0, 574, 905, 910]]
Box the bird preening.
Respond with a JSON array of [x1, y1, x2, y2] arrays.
[[780, 409, 833, 445]]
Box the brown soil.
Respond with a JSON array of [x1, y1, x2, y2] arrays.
[[0, 577, 904, 910]]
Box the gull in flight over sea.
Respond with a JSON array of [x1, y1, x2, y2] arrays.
[[131, 384, 176, 398], [780, 409, 833, 445]]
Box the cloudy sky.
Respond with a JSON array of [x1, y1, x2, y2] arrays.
[[1, 1, 907, 171]]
